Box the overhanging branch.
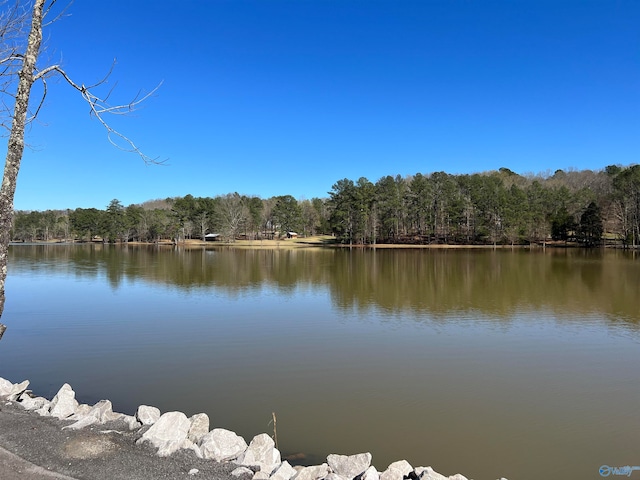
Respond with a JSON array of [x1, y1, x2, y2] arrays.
[[33, 64, 164, 165]]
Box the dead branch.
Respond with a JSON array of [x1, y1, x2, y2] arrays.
[[31, 64, 164, 164], [1, 2, 161, 163], [43, 0, 73, 27]]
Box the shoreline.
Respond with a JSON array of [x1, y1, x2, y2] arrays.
[[9, 235, 594, 249], [0, 377, 507, 480]]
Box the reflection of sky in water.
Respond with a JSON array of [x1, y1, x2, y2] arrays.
[[2, 248, 640, 480]]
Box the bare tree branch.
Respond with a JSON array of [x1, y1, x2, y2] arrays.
[[33, 64, 164, 164], [42, 0, 73, 27], [28, 70, 47, 120]]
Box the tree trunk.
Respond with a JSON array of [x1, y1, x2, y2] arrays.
[[0, 0, 45, 339]]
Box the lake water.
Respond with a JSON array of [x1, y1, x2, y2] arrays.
[[1, 244, 639, 480]]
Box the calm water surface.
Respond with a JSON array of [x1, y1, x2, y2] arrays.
[[1, 245, 640, 480]]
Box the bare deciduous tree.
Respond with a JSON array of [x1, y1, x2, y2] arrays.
[[0, 0, 159, 341], [218, 193, 248, 242]]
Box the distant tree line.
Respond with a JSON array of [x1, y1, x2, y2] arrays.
[[11, 194, 330, 244], [10, 165, 640, 247]]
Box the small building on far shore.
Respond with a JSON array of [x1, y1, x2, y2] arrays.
[[287, 232, 298, 239], [205, 233, 221, 241]]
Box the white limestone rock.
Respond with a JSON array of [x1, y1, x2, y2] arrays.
[[328, 453, 372, 478], [235, 433, 281, 473], [0, 377, 12, 397], [181, 438, 203, 458], [231, 466, 254, 478], [414, 467, 447, 480], [189, 468, 200, 475], [35, 404, 51, 417], [188, 413, 210, 444], [49, 383, 78, 419], [92, 399, 119, 422], [79, 399, 116, 420], [136, 405, 161, 426], [9, 385, 31, 401], [292, 463, 330, 480], [380, 461, 413, 480], [108, 412, 126, 422], [4, 380, 29, 401], [200, 428, 248, 462], [271, 461, 297, 480], [63, 414, 98, 430], [361, 466, 380, 480], [325, 474, 349, 480], [64, 399, 121, 430], [447, 476, 468, 480], [67, 403, 92, 419], [17, 393, 48, 411], [121, 414, 143, 430], [253, 472, 271, 480], [137, 411, 191, 457]]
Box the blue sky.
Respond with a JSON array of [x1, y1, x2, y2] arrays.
[[11, 0, 640, 211]]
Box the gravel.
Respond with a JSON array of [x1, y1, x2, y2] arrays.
[[0, 401, 245, 480]]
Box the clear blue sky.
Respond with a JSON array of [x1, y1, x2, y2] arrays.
[[12, 0, 640, 211]]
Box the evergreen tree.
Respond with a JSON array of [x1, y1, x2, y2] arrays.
[[577, 202, 603, 247]]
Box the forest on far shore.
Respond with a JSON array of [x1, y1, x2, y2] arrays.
[[11, 164, 640, 248]]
